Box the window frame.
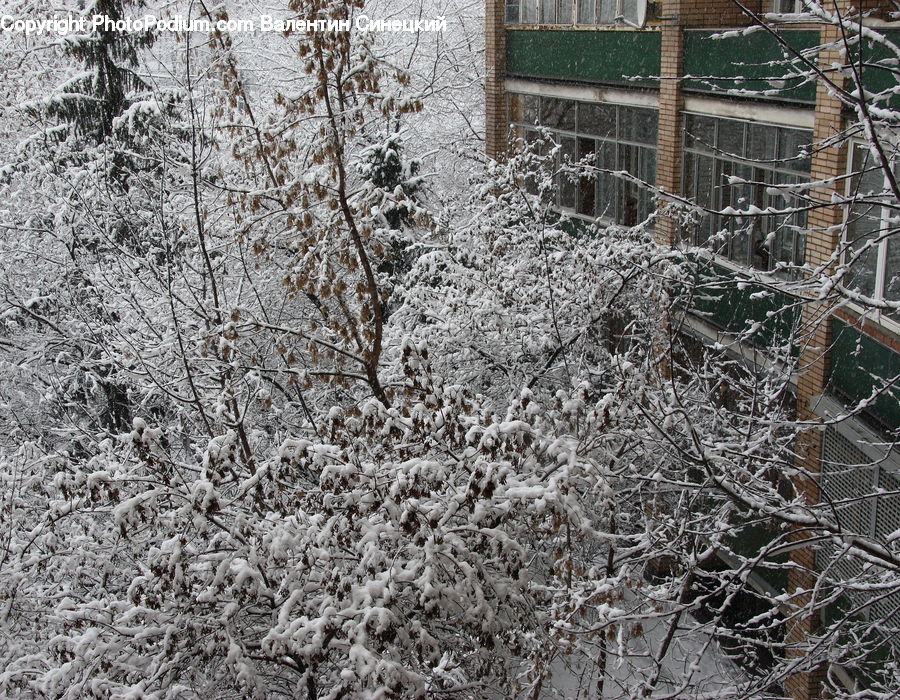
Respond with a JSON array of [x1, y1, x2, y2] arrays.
[[681, 112, 812, 277], [511, 92, 658, 226], [506, 0, 648, 27], [843, 141, 900, 328]]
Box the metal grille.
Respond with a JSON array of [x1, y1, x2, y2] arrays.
[[821, 427, 900, 634], [821, 429, 876, 542]]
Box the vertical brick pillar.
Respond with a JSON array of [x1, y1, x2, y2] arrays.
[[485, 0, 507, 161], [655, 8, 684, 247], [785, 20, 848, 700]]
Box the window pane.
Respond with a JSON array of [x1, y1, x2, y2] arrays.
[[621, 0, 639, 24], [579, 103, 616, 138], [685, 115, 716, 152], [847, 145, 885, 298], [578, 0, 596, 23], [599, 0, 617, 23], [846, 207, 882, 298], [620, 106, 658, 145], [638, 147, 656, 220], [557, 0, 573, 23], [596, 141, 616, 220], [522, 95, 540, 125], [619, 144, 641, 226], [542, 97, 576, 131], [695, 155, 715, 244], [506, 0, 520, 23], [521, 0, 537, 22], [558, 136, 577, 209], [847, 228, 880, 298], [779, 128, 811, 173], [717, 119, 745, 158], [885, 234, 899, 319], [541, 0, 557, 23], [523, 129, 541, 194], [577, 137, 597, 216], [748, 123, 777, 161]]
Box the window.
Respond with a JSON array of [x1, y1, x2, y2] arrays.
[[681, 114, 812, 274], [506, 0, 648, 26], [511, 93, 658, 225], [845, 143, 899, 321], [770, 0, 805, 12]]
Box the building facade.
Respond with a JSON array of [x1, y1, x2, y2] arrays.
[[485, 1, 900, 697]]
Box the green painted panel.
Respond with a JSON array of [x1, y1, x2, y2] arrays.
[[683, 30, 819, 104], [688, 261, 803, 350], [829, 320, 900, 432], [506, 29, 660, 87], [850, 29, 900, 109]]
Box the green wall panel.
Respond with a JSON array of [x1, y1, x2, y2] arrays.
[[829, 320, 900, 432], [848, 28, 900, 109], [689, 261, 802, 350], [506, 29, 660, 87], [683, 30, 819, 104]]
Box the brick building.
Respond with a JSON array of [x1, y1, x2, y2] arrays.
[[485, 1, 899, 697]]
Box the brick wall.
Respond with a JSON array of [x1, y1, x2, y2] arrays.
[[677, 0, 762, 28], [485, 0, 507, 161], [655, 8, 684, 246], [786, 19, 849, 700]]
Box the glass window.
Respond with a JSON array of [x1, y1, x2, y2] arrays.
[[599, 0, 617, 23], [558, 136, 578, 210], [778, 129, 811, 173], [748, 123, 777, 161], [523, 95, 540, 125], [541, 0, 557, 23], [506, 0, 520, 24], [521, 0, 537, 22], [846, 144, 899, 319], [577, 0, 596, 24], [718, 120, 745, 158], [621, 0, 640, 24], [685, 115, 716, 152], [508, 0, 647, 26], [579, 103, 616, 138], [542, 97, 576, 131], [577, 138, 597, 216], [682, 114, 812, 273], [509, 93, 658, 226], [619, 106, 658, 145]]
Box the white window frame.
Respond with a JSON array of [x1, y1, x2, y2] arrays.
[[769, 0, 805, 13], [507, 0, 647, 27], [842, 141, 900, 333]]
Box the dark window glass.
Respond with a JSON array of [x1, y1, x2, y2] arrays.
[[847, 147, 886, 298], [521, 0, 537, 22], [578, 0, 596, 23], [778, 129, 811, 172], [558, 136, 578, 209], [748, 123, 778, 161], [619, 144, 641, 226], [523, 95, 540, 125], [541, 0, 557, 23], [621, 0, 640, 25], [579, 103, 615, 138], [542, 97, 576, 131], [685, 115, 716, 152], [717, 119, 745, 158], [577, 138, 597, 216], [599, 0, 616, 23], [596, 141, 617, 221], [506, 0, 520, 23], [620, 106, 658, 145]]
